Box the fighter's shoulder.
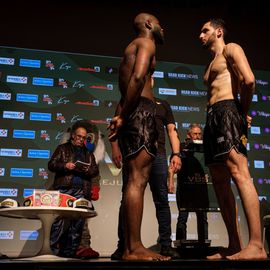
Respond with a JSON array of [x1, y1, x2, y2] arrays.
[[223, 43, 244, 56], [134, 37, 155, 48]]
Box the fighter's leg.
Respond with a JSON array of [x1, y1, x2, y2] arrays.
[[122, 149, 170, 261], [207, 163, 241, 259], [225, 149, 267, 260]]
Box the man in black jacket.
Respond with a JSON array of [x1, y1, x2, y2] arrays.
[[48, 120, 99, 258]]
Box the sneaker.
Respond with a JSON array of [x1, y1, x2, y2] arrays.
[[110, 247, 123, 260], [160, 245, 180, 259], [76, 247, 100, 259]]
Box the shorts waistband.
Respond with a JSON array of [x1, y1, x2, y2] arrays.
[[207, 99, 238, 113]]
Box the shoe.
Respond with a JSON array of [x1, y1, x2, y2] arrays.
[[76, 247, 100, 259], [110, 247, 123, 260], [160, 245, 181, 259]]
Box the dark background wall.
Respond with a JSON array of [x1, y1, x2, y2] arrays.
[[1, 0, 269, 70]]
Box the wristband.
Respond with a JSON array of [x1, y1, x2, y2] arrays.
[[170, 152, 181, 160]]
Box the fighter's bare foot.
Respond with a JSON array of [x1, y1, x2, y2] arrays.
[[207, 247, 240, 260], [123, 246, 171, 261], [226, 245, 267, 260]]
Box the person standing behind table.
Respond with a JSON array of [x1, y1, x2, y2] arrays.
[[108, 13, 176, 261], [48, 120, 99, 258], [75, 122, 105, 259], [110, 96, 181, 260], [199, 18, 267, 260], [175, 124, 208, 243]]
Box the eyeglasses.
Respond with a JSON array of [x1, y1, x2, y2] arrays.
[[75, 134, 86, 140]]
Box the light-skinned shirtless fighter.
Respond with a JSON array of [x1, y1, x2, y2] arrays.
[[199, 18, 267, 260], [108, 13, 174, 261]]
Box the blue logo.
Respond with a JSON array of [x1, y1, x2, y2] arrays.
[[27, 149, 50, 159], [13, 130, 35, 139], [10, 168, 33, 177], [19, 59, 41, 68], [30, 112, 51, 121], [16, 93, 38, 103], [32, 77, 54, 86]]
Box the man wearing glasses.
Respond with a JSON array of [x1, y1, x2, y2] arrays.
[[48, 120, 100, 258]]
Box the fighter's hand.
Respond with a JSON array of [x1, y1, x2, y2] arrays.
[[167, 181, 175, 194], [170, 155, 182, 173], [108, 115, 123, 142], [246, 115, 252, 128], [112, 152, 122, 169]]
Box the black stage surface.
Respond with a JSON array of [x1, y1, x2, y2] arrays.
[[1, 244, 269, 270], [1, 256, 270, 270]]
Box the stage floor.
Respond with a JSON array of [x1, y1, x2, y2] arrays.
[[1, 256, 270, 270]]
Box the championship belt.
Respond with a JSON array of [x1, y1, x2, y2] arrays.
[[73, 198, 94, 210], [0, 198, 19, 208]]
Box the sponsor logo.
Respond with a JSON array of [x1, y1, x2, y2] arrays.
[[45, 60, 55, 70], [250, 126, 261, 135], [0, 129, 8, 137], [0, 57, 15, 65], [256, 79, 268, 86], [167, 72, 199, 80], [153, 71, 164, 78], [105, 67, 118, 74], [0, 231, 14, 240], [72, 80, 85, 88], [40, 130, 50, 141], [0, 188, 18, 197], [158, 88, 177, 96], [57, 96, 70, 104], [77, 66, 100, 72], [38, 168, 48, 179], [58, 78, 68, 88], [32, 77, 54, 86], [56, 113, 66, 123], [170, 105, 200, 112], [254, 160, 265, 169], [252, 94, 258, 102], [19, 58, 41, 68], [27, 149, 50, 159], [43, 94, 53, 104], [7, 75, 28, 84], [89, 84, 113, 90], [10, 168, 33, 177], [3, 111, 25, 119], [180, 89, 207, 97], [23, 189, 34, 197], [30, 112, 52, 122], [75, 99, 100, 106], [0, 92, 11, 100], [59, 62, 72, 70], [13, 130, 35, 139], [0, 148, 22, 157], [20, 230, 39, 240], [16, 93, 38, 103], [258, 178, 270, 185], [0, 168, 5, 176]]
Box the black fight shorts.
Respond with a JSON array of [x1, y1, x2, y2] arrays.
[[120, 97, 158, 159], [203, 99, 248, 165]]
